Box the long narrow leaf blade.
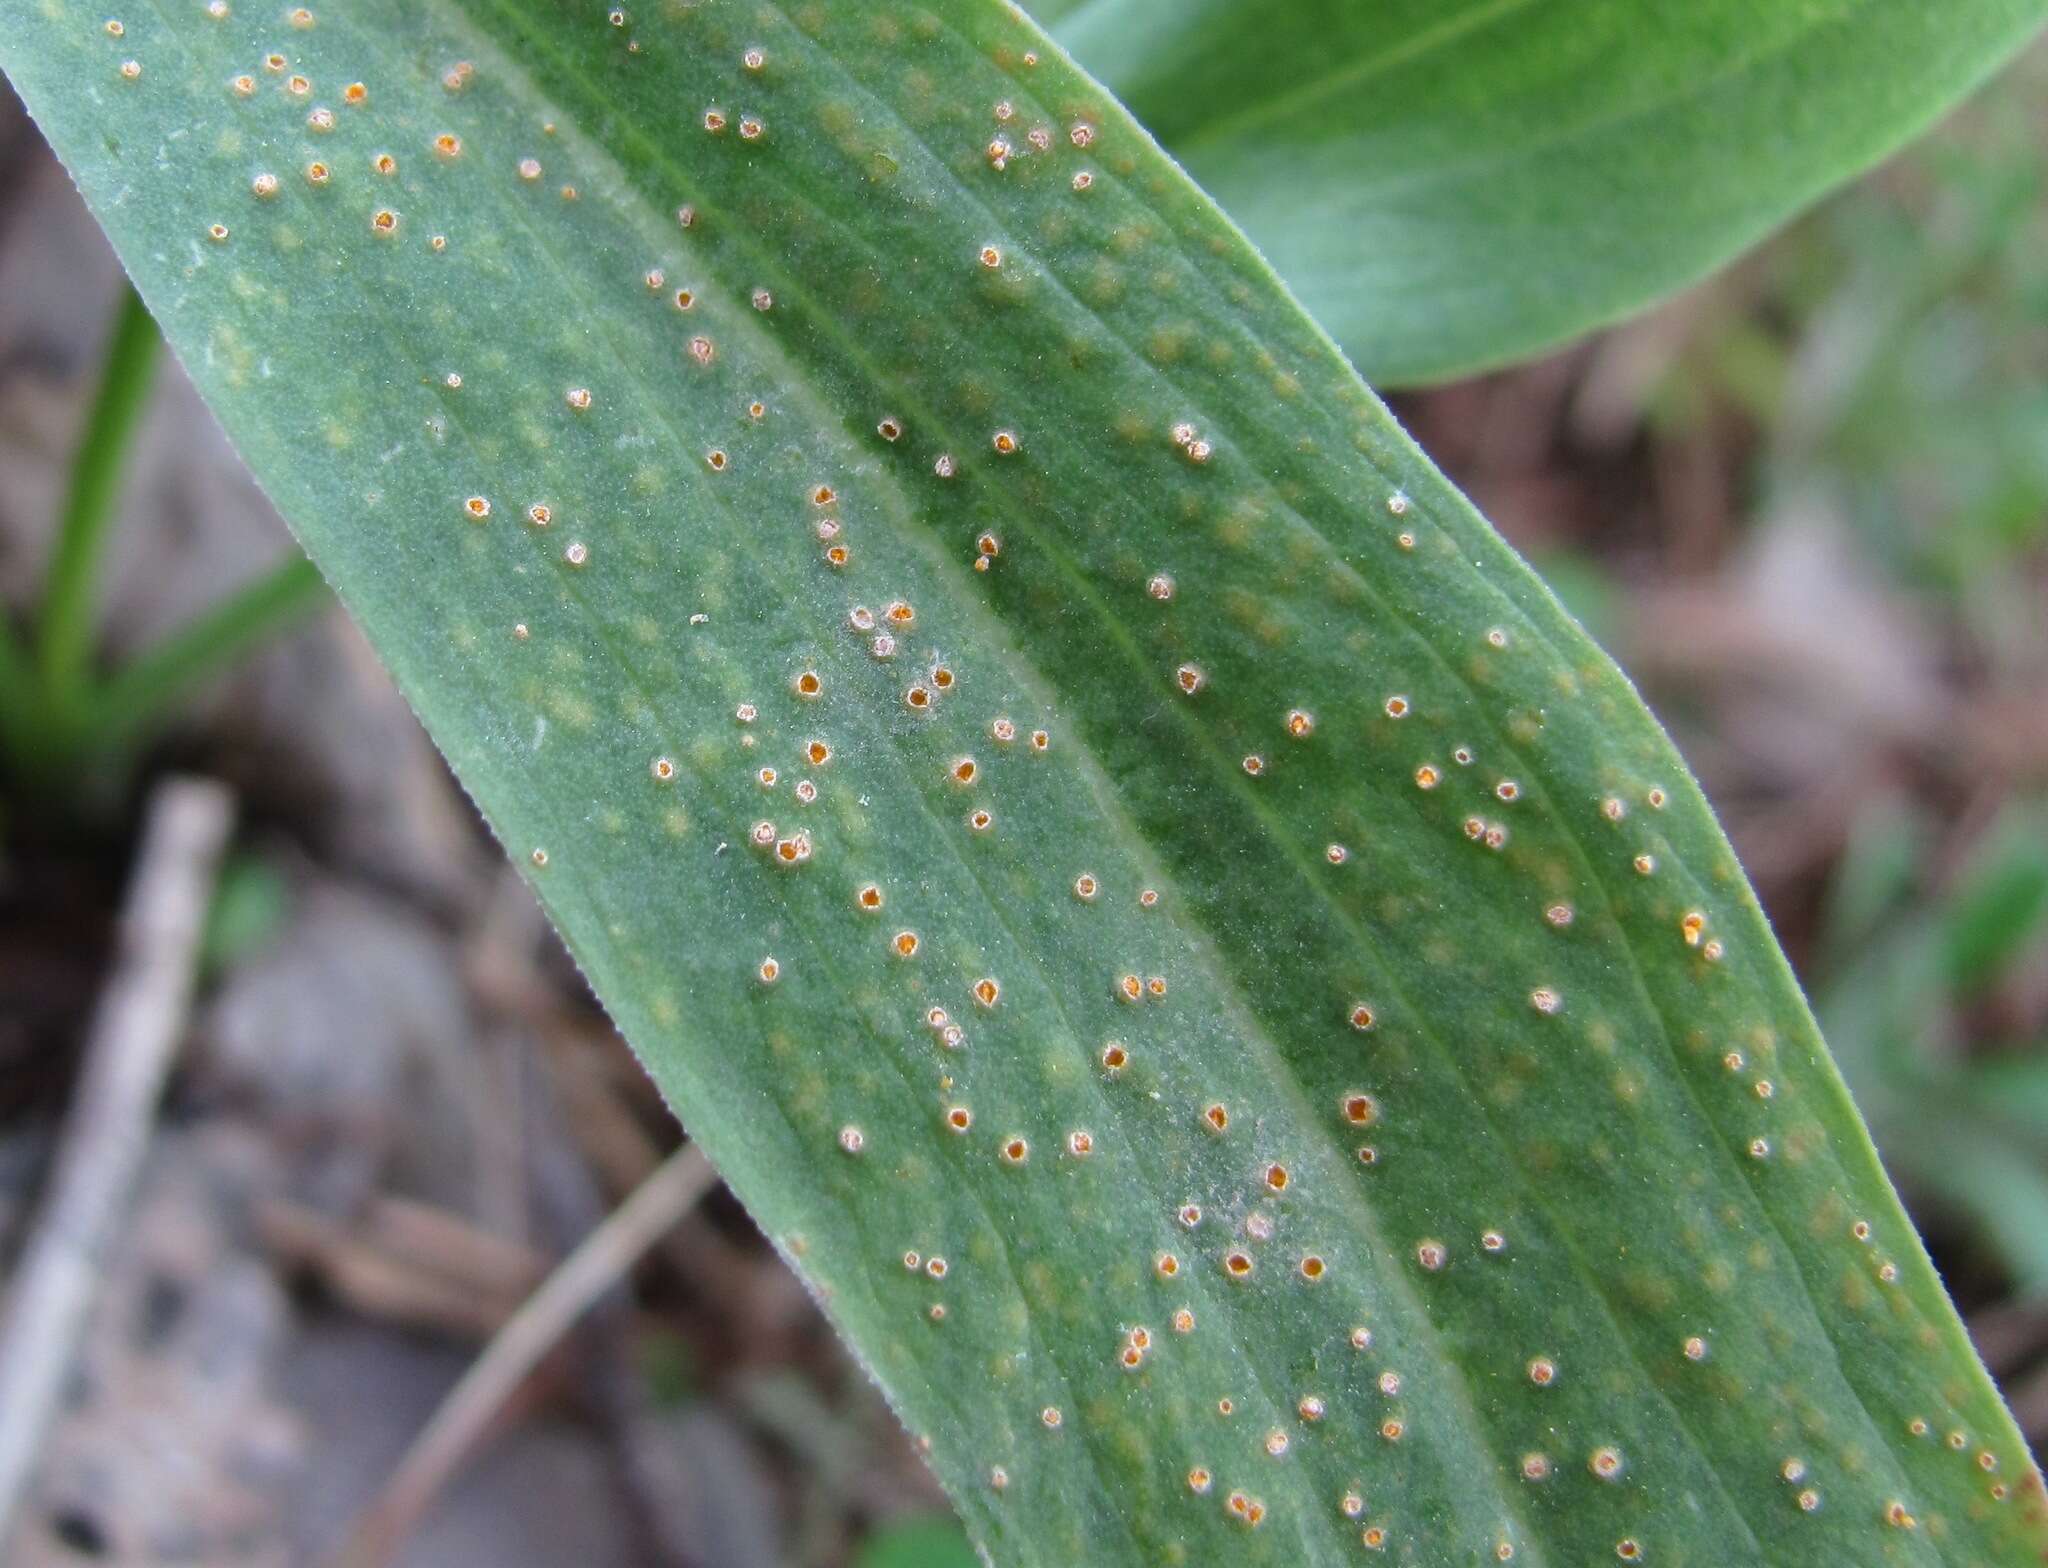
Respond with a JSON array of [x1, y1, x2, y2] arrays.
[[4, 4, 2040, 1563], [1052, 0, 2048, 382]]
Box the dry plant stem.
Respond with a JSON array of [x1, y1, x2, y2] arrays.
[[333, 1141, 719, 1568], [0, 776, 234, 1549]]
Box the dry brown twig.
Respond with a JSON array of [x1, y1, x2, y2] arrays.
[[0, 777, 235, 1553], [331, 1140, 720, 1568]]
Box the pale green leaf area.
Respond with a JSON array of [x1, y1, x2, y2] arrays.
[[1046, 0, 2048, 383], [3, 3, 2042, 1564]]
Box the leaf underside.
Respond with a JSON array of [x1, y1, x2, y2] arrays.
[[4, 3, 2043, 1564], [1046, 0, 2048, 384]]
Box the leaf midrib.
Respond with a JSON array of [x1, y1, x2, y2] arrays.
[[241, 6, 1178, 1557], [398, 1, 1557, 1555], [1158, 0, 1540, 157], [399, 0, 1937, 1556], [434, 1, 1789, 1557]]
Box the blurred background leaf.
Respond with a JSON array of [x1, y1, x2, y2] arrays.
[[851, 1519, 979, 1568], [1047, 0, 2048, 383]]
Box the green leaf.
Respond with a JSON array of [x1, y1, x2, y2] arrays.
[[5, 3, 2039, 1562], [855, 1518, 981, 1568], [1049, 0, 2048, 383], [1940, 806, 2048, 995]]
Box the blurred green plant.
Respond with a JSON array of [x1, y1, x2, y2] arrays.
[[0, 286, 327, 800], [1818, 802, 2048, 1293], [197, 851, 291, 976], [853, 1518, 979, 1568]]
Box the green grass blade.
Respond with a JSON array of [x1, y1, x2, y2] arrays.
[[35, 282, 160, 700], [1051, 0, 2048, 383], [88, 553, 328, 754], [4, 4, 2039, 1563]]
